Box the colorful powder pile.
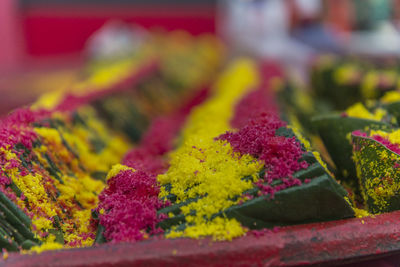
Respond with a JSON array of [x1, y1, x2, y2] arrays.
[[95, 58, 353, 244], [3, 39, 383, 257], [0, 106, 129, 253], [0, 32, 225, 254]]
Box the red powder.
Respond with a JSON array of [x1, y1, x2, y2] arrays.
[[97, 87, 211, 243], [231, 86, 278, 129], [96, 170, 165, 242], [219, 84, 308, 197], [123, 115, 185, 175], [218, 113, 307, 196], [0, 109, 46, 191]]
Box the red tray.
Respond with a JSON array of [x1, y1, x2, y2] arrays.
[[3, 210, 400, 267]]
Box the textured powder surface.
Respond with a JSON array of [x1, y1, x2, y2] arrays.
[[218, 113, 307, 197], [158, 59, 262, 240], [231, 86, 278, 129], [96, 60, 308, 243], [0, 107, 129, 252], [96, 169, 165, 242], [96, 87, 212, 243], [353, 129, 400, 156]]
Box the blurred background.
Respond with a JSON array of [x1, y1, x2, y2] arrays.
[[1, 0, 400, 111], [2, 0, 400, 67]]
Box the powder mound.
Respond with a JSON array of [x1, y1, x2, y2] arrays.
[[231, 87, 278, 129], [123, 148, 166, 177], [218, 113, 308, 196], [122, 115, 185, 175], [97, 169, 165, 242]]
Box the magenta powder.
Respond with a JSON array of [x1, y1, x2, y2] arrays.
[[231, 86, 278, 129], [219, 85, 308, 197], [97, 87, 211, 242], [96, 169, 165, 242]]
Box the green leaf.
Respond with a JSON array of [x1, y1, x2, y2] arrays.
[[158, 154, 354, 231], [312, 114, 391, 181], [223, 174, 354, 228], [94, 224, 107, 244], [352, 134, 400, 213], [0, 191, 31, 228], [0, 201, 38, 241], [21, 240, 38, 250], [47, 229, 64, 244], [386, 102, 400, 123]]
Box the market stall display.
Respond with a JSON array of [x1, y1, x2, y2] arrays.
[[3, 31, 400, 267]]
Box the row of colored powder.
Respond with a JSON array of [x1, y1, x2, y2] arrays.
[[95, 86, 211, 242], [159, 59, 310, 241], [0, 107, 130, 253], [157, 58, 265, 240], [91, 59, 259, 243], [32, 32, 223, 113], [218, 64, 308, 196], [95, 58, 308, 243]]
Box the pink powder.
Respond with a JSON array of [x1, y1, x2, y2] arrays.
[[96, 169, 165, 242], [122, 115, 185, 176], [97, 87, 211, 243], [219, 86, 308, 197], [123, 87, 211, 174], [218, 113, 307, 193], [0, 108, 47, 208], [231, 86, 278, 129]]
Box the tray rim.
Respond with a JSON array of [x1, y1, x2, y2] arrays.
[[3, 210, 400, 267]]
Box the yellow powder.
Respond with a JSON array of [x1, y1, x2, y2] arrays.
[[381, 91, 400, 104], [23, 235, 63, 254], [158, 58, 263, 240], [353, 135, 400, 213], [334, 63, 358, 85], [353, 208, 371, 218], [1, 108, 131, 253], [361, 71, 379, 99], [346, 102, 386, 121], [106, 164, 135, 180]]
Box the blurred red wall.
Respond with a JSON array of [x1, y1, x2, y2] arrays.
[[0, 0, 24, 70], [20, 4, 216, 58]]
